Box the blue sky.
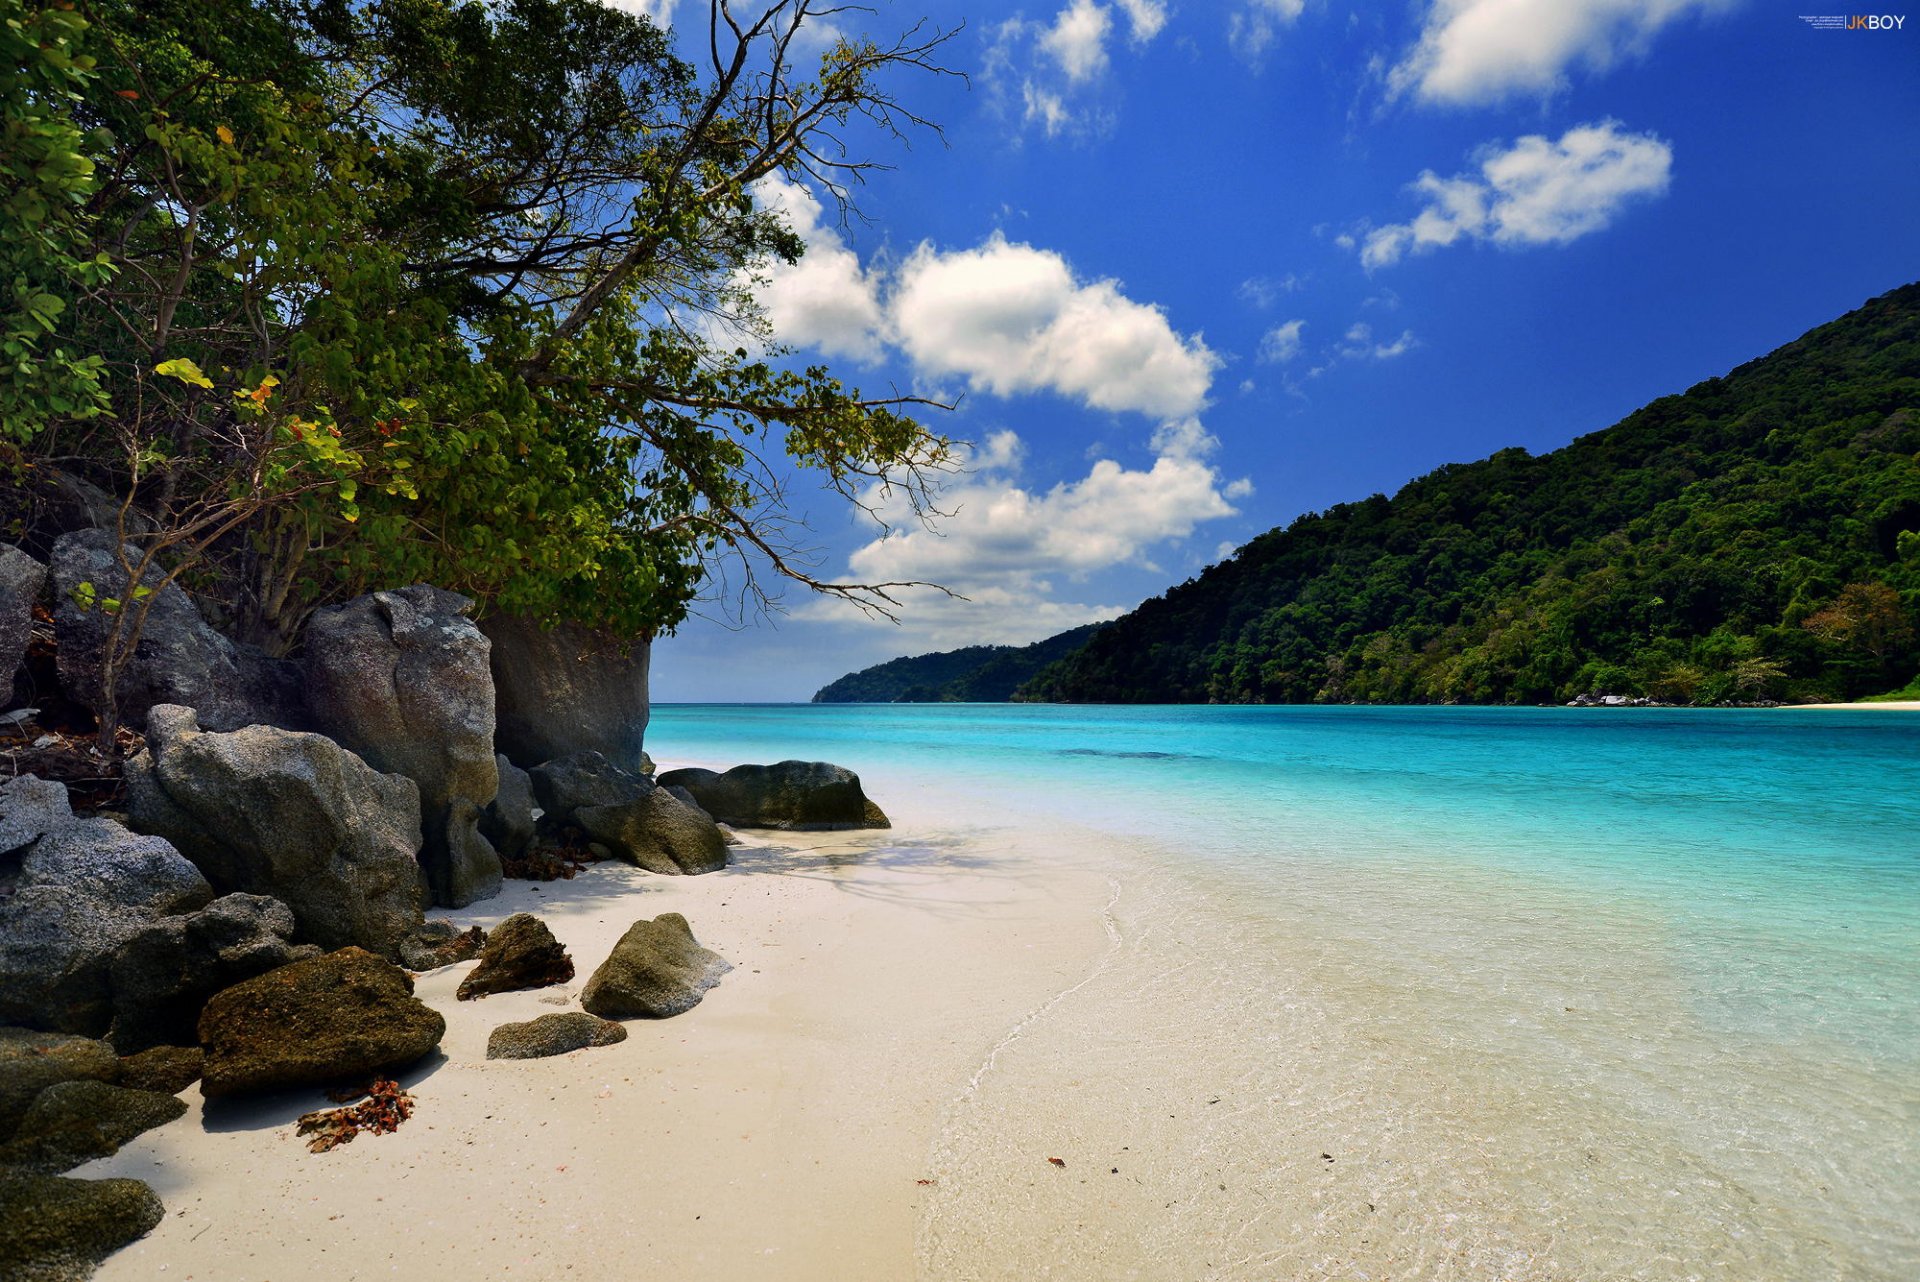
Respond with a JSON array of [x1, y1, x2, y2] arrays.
[[637, 0, 1919, 702]]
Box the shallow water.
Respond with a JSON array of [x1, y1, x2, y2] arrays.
[[649, 704, 1920, 1279]]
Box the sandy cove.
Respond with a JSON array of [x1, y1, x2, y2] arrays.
[[82, 795, 1112, 1281]]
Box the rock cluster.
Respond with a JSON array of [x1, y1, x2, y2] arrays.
[[532, 752, 727, 875], [657, 760, 890, 830]]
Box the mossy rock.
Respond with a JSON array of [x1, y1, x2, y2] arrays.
[[115, 1046, 203, 1096], [0, 1080, 187, 1176], [579, 914, 731, 1019], [0, 1029, 119, 1145], [455, 914, 572, 1001], [0, 1172, 163, 1281], [485, 1012, 626, 1060]]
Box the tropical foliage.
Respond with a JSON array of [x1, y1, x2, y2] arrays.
[[1018, 284, 1920, 705]]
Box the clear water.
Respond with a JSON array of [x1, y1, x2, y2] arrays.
[[649, 704, 1920, 1278]]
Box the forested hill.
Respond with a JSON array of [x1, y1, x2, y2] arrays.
[[1017, 283, 1920, 706], [812, 623, 1108, 702]]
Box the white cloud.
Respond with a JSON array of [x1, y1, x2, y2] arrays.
[[746, 176, 886, 360], [1238, 273, 1303, 308], [1339, 322, 1418, 360], [597, 0, 677, 26], [1114, 0, 1170, 44], [1040, 0, 1114, 82], [1258, 319, 1306, 364], [889, 233, 1220, 420], [1229, 0, 1306, 65], [1359, 120, 1672, 268], [805, 433, 1247, 649], [1390, 0, 1734, 105]]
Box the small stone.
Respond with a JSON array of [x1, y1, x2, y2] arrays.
[[485, 1012, 627, 1060]]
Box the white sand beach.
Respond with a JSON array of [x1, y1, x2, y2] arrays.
[[83, 808, 1112, 1281]]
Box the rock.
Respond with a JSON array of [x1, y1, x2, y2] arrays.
[[0, 1172, 164, 1282], [455, 913, 573, 1000], [580, 914, 731, 1019], [106, 893, 318, 1054], [485, 1012, 627, 1060], [115, 1046, 202, 1096], [302, 586, 501, 908], [531, 753, 726, 874], [398, 920, 487, 971], [0, 544, 47, 700], [124, 706, 425, 959], [0, 1030, 120, 1143], [196, 948, 445, 1098], [0, 1080, 186, 1176], [480, 755, 535, 860], [0, 776, 213, 1035], [656, 760, 890, 831], [662, 785, 711, 821], [574, 789, 727, 875], [46, 528, 301, 733], [482, 614, 649, 772]]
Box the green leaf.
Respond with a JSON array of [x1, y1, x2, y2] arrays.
[[153, 357, 214, 389]]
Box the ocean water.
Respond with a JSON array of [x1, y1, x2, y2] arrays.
[[649, 704, 1920, 1279]]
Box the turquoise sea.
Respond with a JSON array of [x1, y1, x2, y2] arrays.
[[650, 704, 1920, 1278]]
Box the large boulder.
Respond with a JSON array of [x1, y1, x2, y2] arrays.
[[580, 914, 731, 1019], [481, 614, 649, 772], [656, 760, 890, 830], [0, 776, 213, 1036], [106, 893, 319, 1054], [196, 948, 445, 1098], [485, 1012, 626, 1061], [302, 586, 501, 909], [0, 543, 47, 701], [0, 1172, 164, 1281], [115, 1045, 203, 1096], [479, 755, 535, 861], [123, 706, 424, 960], [455, 913, 573, 1000], [0, 1080, 186, 1176], [531, 752, 727, 875], [0, 1029, 120, 1143], [46, 529, 301, 733]]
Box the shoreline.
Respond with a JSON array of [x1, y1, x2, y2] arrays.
[[83, 799, 1114, 1281]]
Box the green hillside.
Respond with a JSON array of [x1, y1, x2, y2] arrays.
[[1018, 283, 1920, 706], [812, 623, 1108, 702]]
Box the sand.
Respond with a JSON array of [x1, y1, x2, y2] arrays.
[[1785, 699, 1920, 709], [83, 808, 1113, 1281]]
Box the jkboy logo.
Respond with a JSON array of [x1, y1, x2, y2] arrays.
[[1799, 13, 1907, 28]]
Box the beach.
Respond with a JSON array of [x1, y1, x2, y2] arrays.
[[83, 791, 1113, 1282], [71, 704, 1920, 1280]]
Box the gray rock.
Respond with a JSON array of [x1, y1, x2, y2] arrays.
[[0, 1172, 164, 1282], [662, 785, 711, 822], [580, 914, 731, 1019], [0, 776, 213, 1036], [482, 614, 649, 772], [197, 947, 445, 1098], [455, 913, 573, 1000], [123, 706, 424, 959], [397, 920, 487, 971], [0, 544, 47, 700], [529, 751, 646, 819], [303, 586, 501, 908], [485, 1012, 627, 1060], [574, 789, 727, 876], [114, 1045, 203, 1096], [480, 755, 535, 860], [46, 529, 300, 733], [106, 893, 319, 1054], [0, 1030, 120, 1144], [0, 1080, 186, 1176], [656, 760, 890, 830]]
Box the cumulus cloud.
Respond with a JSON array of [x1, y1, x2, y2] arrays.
[[1114, 0, 1170, 44], [1229, 0, 1306, 65], [745, 176, 886, 360], [889, 233, 1220, 420], [803, 430, 1248, 649], [598, 0, 677, 26], [1390, 0, 1734, 105], [1359, 120, 1672, 268], [1258, 319, 1306, 364], [1040, 0, 1114, 82], [988, 2, 1171, 138]]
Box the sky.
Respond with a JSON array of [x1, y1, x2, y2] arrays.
[[631, 0, 1920, 702]]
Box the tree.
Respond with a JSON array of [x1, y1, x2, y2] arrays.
[[7, 0, 960, 694], [1803, 582, 1914, 667]]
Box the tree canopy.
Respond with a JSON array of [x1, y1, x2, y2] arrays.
[[2, 0, 956, 651]]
